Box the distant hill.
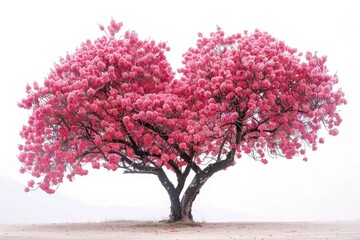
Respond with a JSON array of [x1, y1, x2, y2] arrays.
[[4, 175, 357, 224], [0, 176, 168, 224], [0, 175, 258, 224]]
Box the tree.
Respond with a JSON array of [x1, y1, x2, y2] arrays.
[[18, 20, 346, 222]]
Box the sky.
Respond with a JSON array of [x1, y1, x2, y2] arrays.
[[0, 0, 359, 221]]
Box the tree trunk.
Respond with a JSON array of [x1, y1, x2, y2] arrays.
[[157, 170, 204, 222], [156, 169, 183, 221], [159, 151, 237, 222], [168, 193, 182, 221], [167, 164, 231, 222], [180, 172, 209, 221]]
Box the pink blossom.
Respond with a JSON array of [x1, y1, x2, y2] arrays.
[[329, 128, 339, 136], [92, 162, 100, 169], [161, 154, 170, 162], [27, 180, 35, 188], [179, 142, 187, 150], [123, 116, 130, 123], [126, 122, 134, 131], [97, 61, 106, 71], [109, 154, 121, 165], [126, 148, 134, 158], [98, 24, 105, 31], [94, 135, 102, 146]]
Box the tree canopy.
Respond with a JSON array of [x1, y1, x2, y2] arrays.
[[18, 20, 346, 221]]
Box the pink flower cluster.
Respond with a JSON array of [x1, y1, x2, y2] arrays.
[[177, 28, 346, 163], [18, 21, 346, 193]]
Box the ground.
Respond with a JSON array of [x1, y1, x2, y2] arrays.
[[0, 220, 359, 240]]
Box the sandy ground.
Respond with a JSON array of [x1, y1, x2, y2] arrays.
[[0, 220, 359, 240]]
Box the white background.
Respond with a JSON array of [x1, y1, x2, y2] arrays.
[[0, 0, 359, 221]]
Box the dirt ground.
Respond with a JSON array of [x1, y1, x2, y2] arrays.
[[0, 220, 359, 240]]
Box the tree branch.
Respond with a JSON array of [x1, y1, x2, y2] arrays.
[[175, 165, 191, 194], [120, 119, 138, 148], [167, 160, 183, 177], [216, 136, 230, 162], [138, 120, 201, 173], [124, 170, 158, 175]]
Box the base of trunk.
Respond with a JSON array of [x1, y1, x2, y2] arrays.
[[159, 219, 203, 227], [168, 212, 193, 222]]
